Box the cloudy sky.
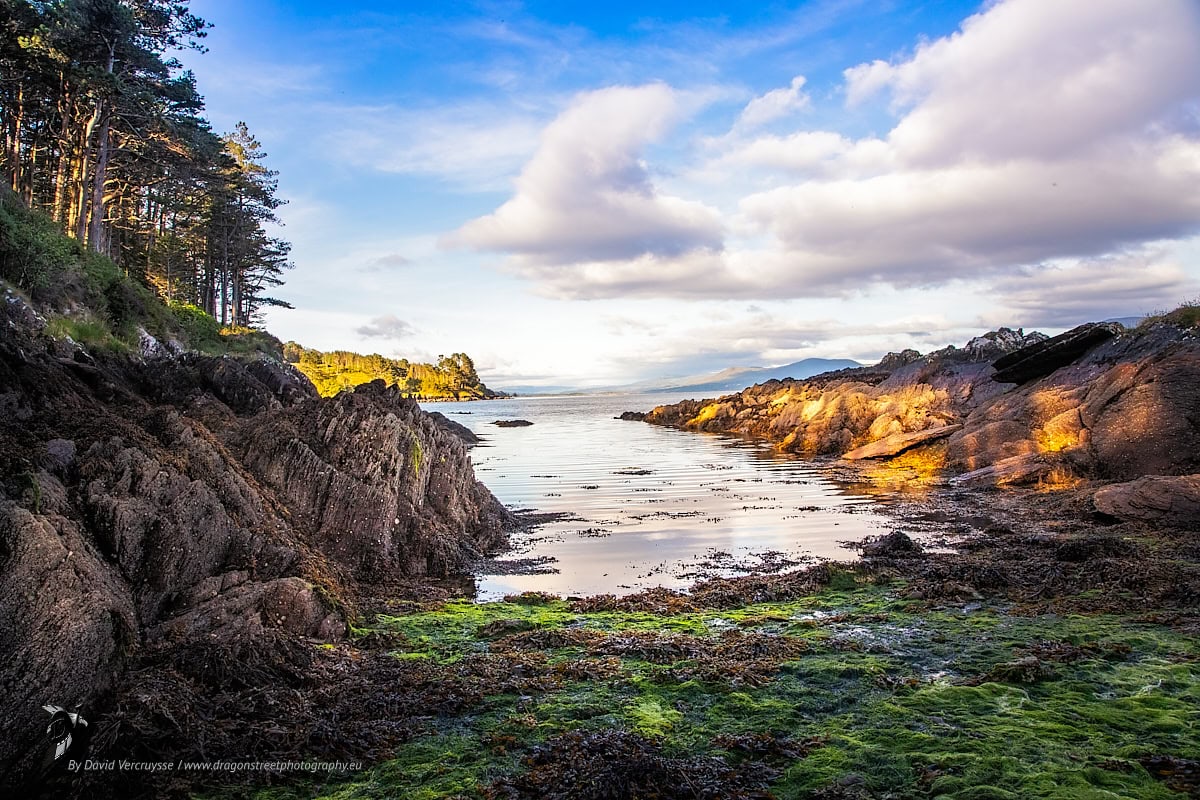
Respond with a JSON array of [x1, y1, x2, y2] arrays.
[[187, 0, 1200, 389]]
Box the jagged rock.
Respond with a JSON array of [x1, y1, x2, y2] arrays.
[[0, 297, 512, 788], [144, 353, 316, 415], [1093, 475, 1200, 526], [644, 319, 1200, 484], [842, 425, 961, 460], [236, 381, 511, 578], [428, 410, 481, 444], [878, 349, 922, 371], [618, 411, 647, 421], [991, 322, 1122, 384], [964, 327, 1048, 360]]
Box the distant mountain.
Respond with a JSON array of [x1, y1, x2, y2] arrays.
[[1103, 316, 1146, 328], [495, 384, 584, 396], [650, 358, 862, 393]]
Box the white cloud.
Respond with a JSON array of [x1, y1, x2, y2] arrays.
[[737, 139, 1200, 288], [449, 83, 724, 269], [849, 0, 1200, 166], [735, 75, 810, 130], [981, 246, 1200, 327], [444, 0, 1200, 304], [720, 0, 1200, 296], [356, 314, 416, 339]]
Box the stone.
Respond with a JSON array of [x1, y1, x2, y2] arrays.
[[861, 530, 924, 558], [951, 453, 1050, 487], [842, 425, 961, 460], [1093, 474, 1200, 526]]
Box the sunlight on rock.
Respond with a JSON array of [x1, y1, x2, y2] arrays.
[[856, 445, 948, 494]]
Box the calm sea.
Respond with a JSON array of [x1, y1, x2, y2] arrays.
[[423, 392, 889, 600]]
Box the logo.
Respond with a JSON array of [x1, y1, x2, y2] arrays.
[[43, 705, 88, 763]]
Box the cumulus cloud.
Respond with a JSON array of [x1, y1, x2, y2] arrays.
[[456, 0, 1200, 301], [355, 314, 415, 339], [844, 0, 1200, 165], [735, 75, 809, 130], [727, 0, 1200, 293], [449, 84, 724, 288]]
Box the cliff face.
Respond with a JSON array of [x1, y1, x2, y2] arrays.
[[643, 323, 1200, 488], [0, 286, 511, 789]]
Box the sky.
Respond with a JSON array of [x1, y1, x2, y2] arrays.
[[184, 0, 1200, 389]]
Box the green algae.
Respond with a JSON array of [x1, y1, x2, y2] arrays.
[[255, 585, 1199, 799]]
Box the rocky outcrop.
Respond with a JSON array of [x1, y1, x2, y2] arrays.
[[429, 410, 482, 444], [0, 290, 512, 790], [235, 381, 509, 578], [643, 322, 1200, 489], [644, 328, 1045, 457], [991, 322, 1121, 384], [1093, 475, 1200, 526]]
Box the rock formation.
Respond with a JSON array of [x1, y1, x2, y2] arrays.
[[0, 289, 511, 790], [643, 322, 1200, 489]]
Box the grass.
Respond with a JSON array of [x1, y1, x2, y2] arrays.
[[246, 585, 1199, 799], [1138, 300, 1200, 331]]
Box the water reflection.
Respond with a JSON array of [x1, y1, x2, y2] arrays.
[[424, 392, 890, 600]]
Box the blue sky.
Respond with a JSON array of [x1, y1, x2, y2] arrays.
[[186, 0, 1200, 388]]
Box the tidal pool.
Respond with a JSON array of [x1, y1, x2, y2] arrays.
[[424, 392, 891, 600]]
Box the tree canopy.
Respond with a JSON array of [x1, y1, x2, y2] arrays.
[[283, 342, 496, 400], [0, 0, 291, 326]]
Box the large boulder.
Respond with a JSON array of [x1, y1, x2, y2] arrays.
[[1093, 475, 1200, 526]]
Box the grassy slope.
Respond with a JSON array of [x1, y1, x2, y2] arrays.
[[245, 580, 1198, 800], [0, 188, 281, 357]]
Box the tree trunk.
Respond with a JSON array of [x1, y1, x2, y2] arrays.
[[52, 79, 72, 224], [87, 112, 112, 253], [72, 106, 100, 241]]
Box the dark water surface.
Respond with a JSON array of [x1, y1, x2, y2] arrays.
[[423, 393, 890, 600]]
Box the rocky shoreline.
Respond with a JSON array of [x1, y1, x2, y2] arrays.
[[6, 297, 1200, 798], [0, 287, 515, 797], [638, 319, 1200, 528]]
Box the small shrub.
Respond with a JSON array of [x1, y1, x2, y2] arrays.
[[168, 300, 221, 344]]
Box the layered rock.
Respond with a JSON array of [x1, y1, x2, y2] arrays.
[[643, 323, 1200, 488], [0, 290, 511, 789], [235, 380, 509, 578], [1093, 474, 1200, 526], [644, 328, 1046, 457]]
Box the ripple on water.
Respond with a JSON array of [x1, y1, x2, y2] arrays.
[[423, 392, 890, 600]]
